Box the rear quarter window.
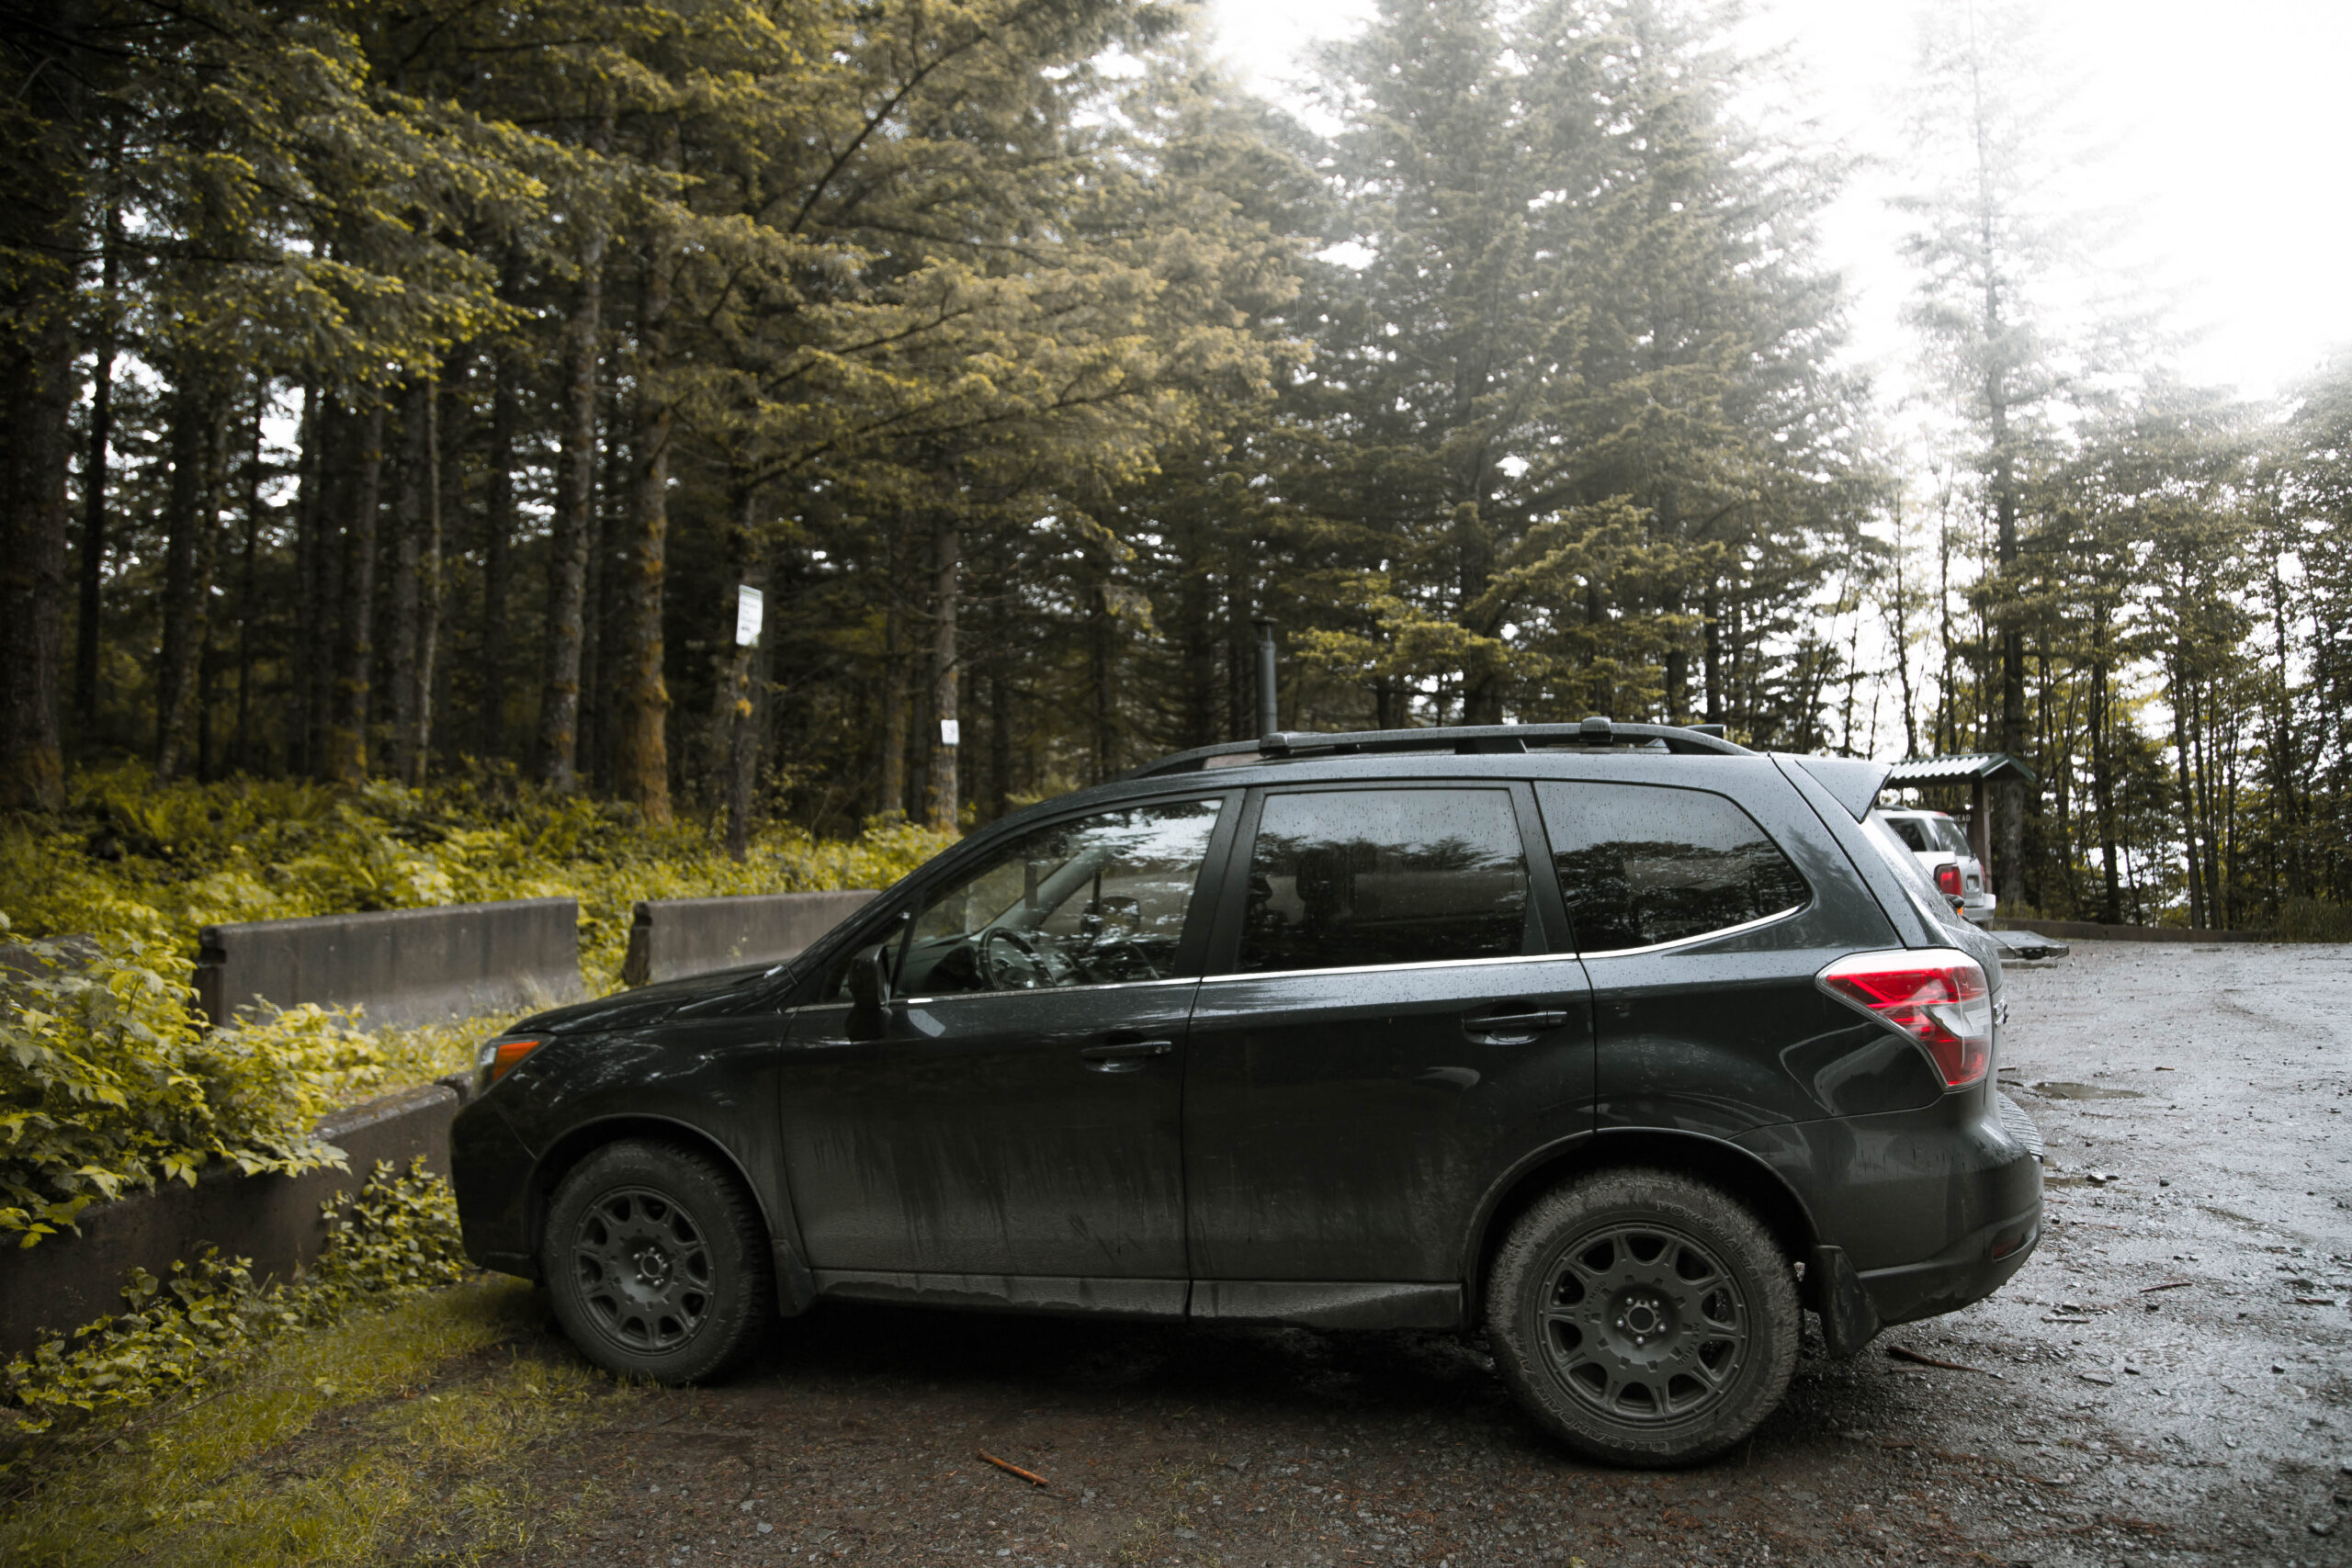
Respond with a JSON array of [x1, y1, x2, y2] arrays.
[[1535, 782, 1810, 953]]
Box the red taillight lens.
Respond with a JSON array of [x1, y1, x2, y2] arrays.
[[1935, 863, 1963, 897], [1817, 950, 1992, 1088]]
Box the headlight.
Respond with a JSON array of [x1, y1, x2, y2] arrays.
[[474, 1035, 544, 1095]]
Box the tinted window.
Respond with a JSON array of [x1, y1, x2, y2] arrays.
[[1536, 782, 1809, 953], [1932, 817, 1973, 856], [840, 799, 1222, 998], [1238, 788, 1532, 973], [1888, 818, 1932, 852]]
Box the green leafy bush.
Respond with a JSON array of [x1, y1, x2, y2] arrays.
[[1, 761, 951, 991], [0, 764, 952, 1247], [1, 1158, 470, 1459], [0, 929, 353, 1247], [2278, 897, 2352, 943]]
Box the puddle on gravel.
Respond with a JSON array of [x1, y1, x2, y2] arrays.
[[2030, 1081, 2146, 1100]]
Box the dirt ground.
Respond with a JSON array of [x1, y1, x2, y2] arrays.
[[497, 941, 2351, 1568]]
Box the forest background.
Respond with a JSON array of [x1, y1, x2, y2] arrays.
[[6, 0, 2351, 941]]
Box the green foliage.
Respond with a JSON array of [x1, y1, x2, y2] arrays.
[[0, 1158, 468, 1458], [0, 924, 351, 1247], [2278, 898, 2352, 944], [0, 764, 947, 1246]]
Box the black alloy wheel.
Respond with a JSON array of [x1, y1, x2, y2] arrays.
[[542, 1140, 773, 1383], [1486, 1168, 1798, 1467]]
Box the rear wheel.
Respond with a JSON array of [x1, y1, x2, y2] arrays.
[[542, 1140, 773, 1383], [1485, 1168, 1798, 1467]]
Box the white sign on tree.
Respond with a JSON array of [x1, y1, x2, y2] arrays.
[[734, 585, 764, 648]]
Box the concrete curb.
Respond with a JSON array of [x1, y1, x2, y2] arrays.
[[621, 890, 876, 987], [196, 899, 584, 1028], [1995, 917, 2278, 944], [0, 1083, 464, 1364]]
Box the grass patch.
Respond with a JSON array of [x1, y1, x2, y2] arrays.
[[0, 1278, 639, 1567]]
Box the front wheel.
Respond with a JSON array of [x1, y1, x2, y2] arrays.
[[542, 1140, 774, 1383], [1485, 1168, 1798, 1467]]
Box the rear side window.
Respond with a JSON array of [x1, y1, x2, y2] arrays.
[[1238, 788, 1532, 973], [1888, 818, 1932, 852], [1535, 782, 1810, 953]]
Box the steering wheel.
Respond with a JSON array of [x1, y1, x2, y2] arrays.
[[979, 927, 1049, 990], [1084, 935, 1160, 983]]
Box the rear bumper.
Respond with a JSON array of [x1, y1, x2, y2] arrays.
[[1738, 1088, 2044, 1342], [1859, 1197, 2041, 1325]]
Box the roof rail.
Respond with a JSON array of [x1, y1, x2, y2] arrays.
[[1124, 718, 1750, 780]]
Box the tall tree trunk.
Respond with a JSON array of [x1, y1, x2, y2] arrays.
[[878, 525, 910, 820], [2091, 647, 2120, 924], [426, 360, 463, 778], [300, 399, 343, 778], [232, 390, 265, 771], [74, 186, 120, 742], [388, 377, 431, 782], [156, 375, 228, 780], [619, 136, 677, 826], [925, 513, 961, 829], [1702, 590, 1723, 728], [721, 484, 763, 861], [481, 354, 518, 760], [326, 400, 386, 785], [537, 111, 612, 790], [2172, 661, 2202, 929]]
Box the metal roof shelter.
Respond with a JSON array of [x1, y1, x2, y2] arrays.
[[1882, 752, 2039, 897]]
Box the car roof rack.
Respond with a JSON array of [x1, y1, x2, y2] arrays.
[[1124, 717, 1749, 780]]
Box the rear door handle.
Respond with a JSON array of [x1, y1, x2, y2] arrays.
[[1463, 1009, 1569, 1042], [1080, 1040, 1174, 1072]]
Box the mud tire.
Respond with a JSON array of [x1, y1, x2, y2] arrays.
[[1485, 1167, 1799, 1467], [542, 1139, 774, 1384]]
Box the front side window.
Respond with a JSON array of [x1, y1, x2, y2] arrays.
[[1537, 782, 1809, 953], [891, 798, 1224, 995], [1238, 788, 1533, 974]]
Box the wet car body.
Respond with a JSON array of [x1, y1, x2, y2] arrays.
[[452, 723, 2041, 1454]]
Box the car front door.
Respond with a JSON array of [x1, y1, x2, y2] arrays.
[[1182, 782, 1593, 1301], [778, 795, 1232, 1304]]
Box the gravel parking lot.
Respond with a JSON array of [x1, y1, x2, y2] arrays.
[[507, 942, 2351, 1568]]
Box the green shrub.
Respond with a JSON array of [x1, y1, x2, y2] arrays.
[[0, 765, 953, 1246], [2278, 897, 2352, 943], [0, 1158, 470, 1460], [0, 927, 354, 1247]]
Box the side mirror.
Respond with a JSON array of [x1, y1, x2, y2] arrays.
[[845, 946, 894, 1041]]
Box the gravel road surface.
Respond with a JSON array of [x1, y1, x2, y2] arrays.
[[514, 942, 2351, 1568]]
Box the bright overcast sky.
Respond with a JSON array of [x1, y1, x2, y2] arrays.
[[1199, 0, 2352, 402]]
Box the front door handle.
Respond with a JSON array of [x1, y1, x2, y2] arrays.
[[1463, 1008, 1569, 1042], [1080, 1039, 1174, 1073]]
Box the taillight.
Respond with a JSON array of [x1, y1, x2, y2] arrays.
[[1817, 950, 1992, 1089], [475, 1035, 543, 1092], [1935, 863, 1963, 897]]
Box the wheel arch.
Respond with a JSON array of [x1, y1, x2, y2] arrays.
[[527, 1114, 779, 1279], [1461, 1128, 1823, 1322]]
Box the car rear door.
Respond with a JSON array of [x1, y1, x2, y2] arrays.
[[1532, 763, 1929, 1135], [1182, 780, 1593, 1292]]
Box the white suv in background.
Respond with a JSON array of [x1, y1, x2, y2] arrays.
[[1874, 807, 1996, 924]]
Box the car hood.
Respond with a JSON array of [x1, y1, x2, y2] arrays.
[[512, 960, 791, 1035]]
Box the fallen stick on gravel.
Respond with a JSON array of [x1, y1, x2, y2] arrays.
[[2138, 1280, 2194, 1293], [1886, 1345, 2005, 1379], [979, 1451, 1049, 1487]]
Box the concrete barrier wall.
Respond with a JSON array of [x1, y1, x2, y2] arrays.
[[0, 1083, 462, 1362], [196, 898, 583, 1027], [622, 890, 876, 987], [1996, 917, 2277, 944]]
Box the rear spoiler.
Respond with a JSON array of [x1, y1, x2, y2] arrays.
[[1787, 755, 1892, 821]]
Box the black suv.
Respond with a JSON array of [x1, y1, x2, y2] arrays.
[[450, 722, 2042, 1466]]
